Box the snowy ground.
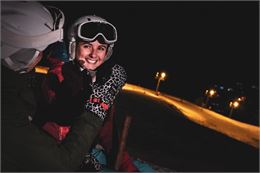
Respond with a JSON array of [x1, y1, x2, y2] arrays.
[[113, 89, 259, 172]]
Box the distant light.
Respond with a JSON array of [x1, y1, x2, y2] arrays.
[[161, 72, 166, 79], [205, 89, 217, 97], [209, 89, 216, 97], [155, 72, 159, 79], [237, 96, 246, 102], [227, 88, 233, 92], [233, 101, 239, 108], [230, 101, 240, 108]]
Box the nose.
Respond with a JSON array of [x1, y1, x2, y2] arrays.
[[89, 48, 97, 58]]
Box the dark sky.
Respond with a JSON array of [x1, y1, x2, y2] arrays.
[[43, 1, 259, 101]]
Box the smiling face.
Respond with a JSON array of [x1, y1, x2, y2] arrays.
[[76, 40, 108, 70]]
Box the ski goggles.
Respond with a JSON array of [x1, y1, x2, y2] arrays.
[[4, 48, 41, 73], [77, 21, 117, 44]]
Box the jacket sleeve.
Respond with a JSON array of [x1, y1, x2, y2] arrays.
[[1, 66, 103, 171], [2, 111, 103, 171], [37, 111, 104, 171]]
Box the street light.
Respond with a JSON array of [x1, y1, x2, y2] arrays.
[[204, 89, 217, 108], [229, 100, 240, 117], [237, 96, 246, 102], [155, 71, 166, 95], [228, 96, 245, 117]]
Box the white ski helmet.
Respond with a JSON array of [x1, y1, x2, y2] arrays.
[[67, 15, 117, 61], [1, 1, 65, 73]]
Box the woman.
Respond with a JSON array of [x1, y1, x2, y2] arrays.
[[34, 15, 137, 171]]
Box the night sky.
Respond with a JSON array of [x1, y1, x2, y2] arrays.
[[43, 1, 259, 101]]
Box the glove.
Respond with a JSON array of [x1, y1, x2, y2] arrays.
[[85, 64, 127, 121], [78, 153, 102, 171], [61, 61, 92, 96]]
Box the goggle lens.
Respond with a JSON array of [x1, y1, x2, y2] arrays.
[[79, 22, 117, 43]]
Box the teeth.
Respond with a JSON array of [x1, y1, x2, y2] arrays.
[[87, 59, 97, 64]]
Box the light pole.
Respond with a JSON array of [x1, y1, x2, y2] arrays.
[[229, 100, 240, 117], [228, 96, 245, 117], [155, 71, 166, 95], [204, 89, 217, 108]]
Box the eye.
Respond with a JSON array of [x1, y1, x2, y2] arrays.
[[82, 44, 91, 49], [98, 45, 107, 51]]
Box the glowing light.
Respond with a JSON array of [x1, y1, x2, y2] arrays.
[[160, 72, 166, 80], [230, 101, 240, 108], [209, 89, 216, 97]]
